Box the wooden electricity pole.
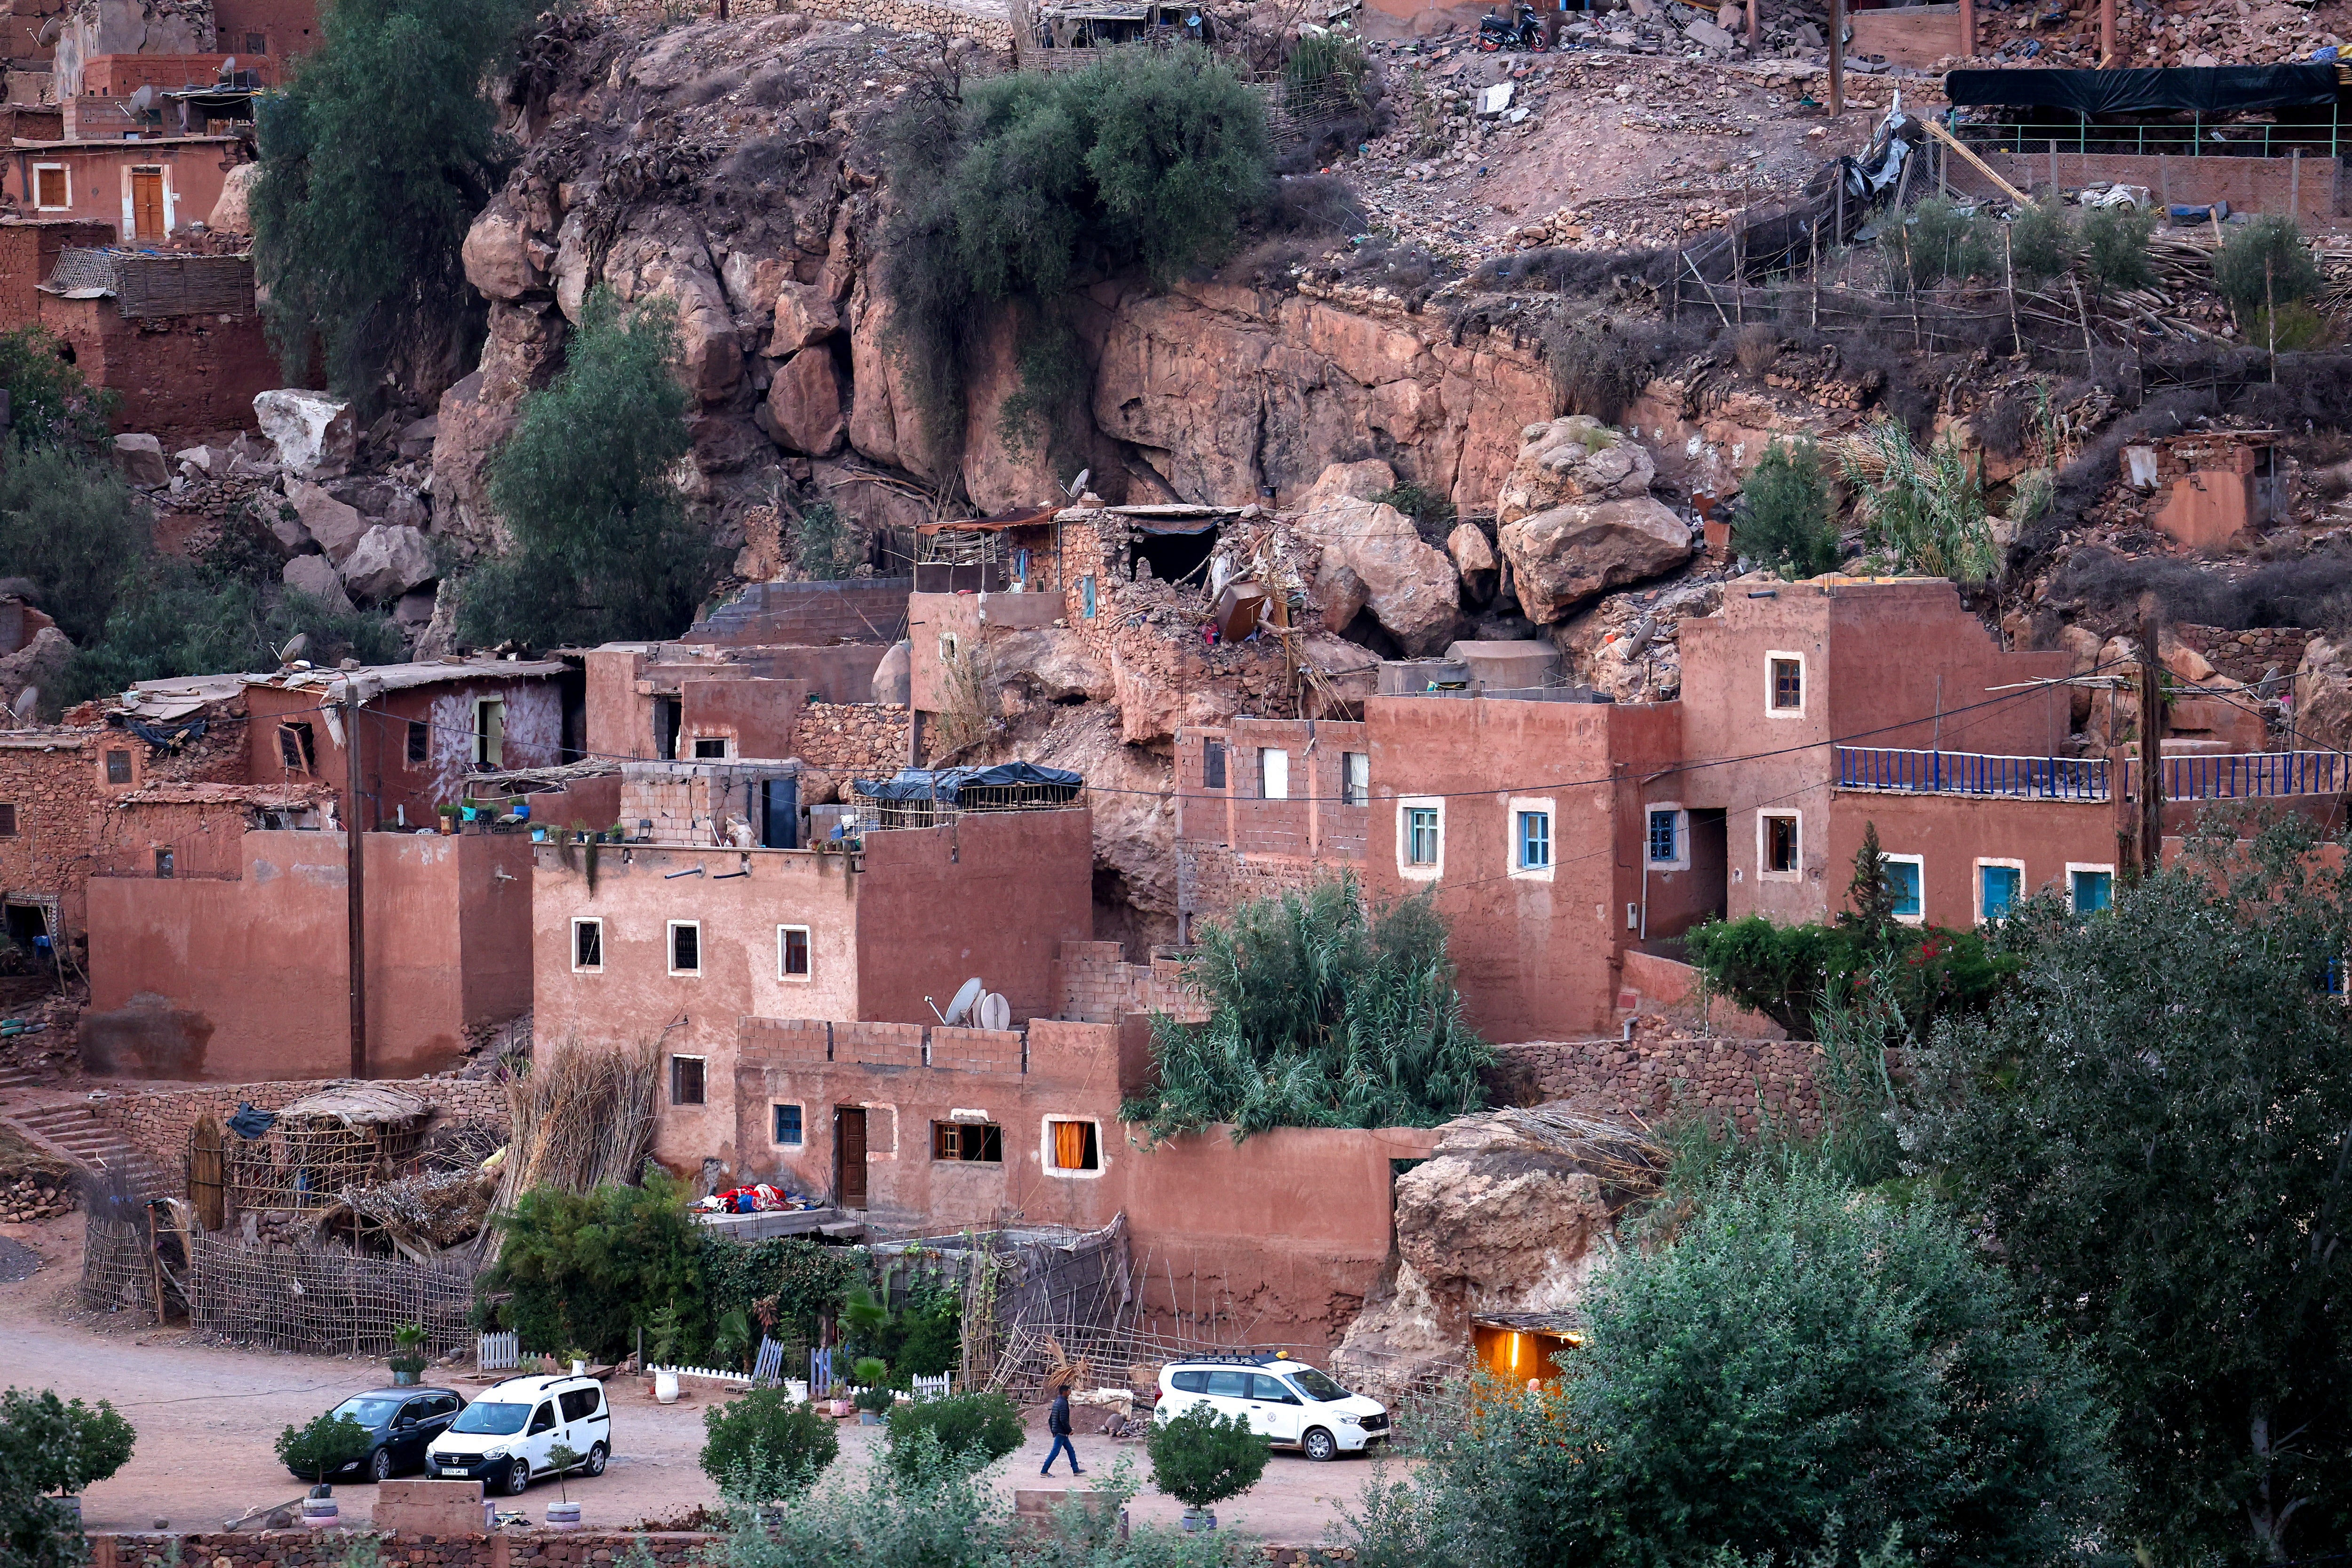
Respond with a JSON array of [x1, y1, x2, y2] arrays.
[[344, 683, 368, 1079], [2137, 601, 2165, 880], [1828, 0, 1845, 117]]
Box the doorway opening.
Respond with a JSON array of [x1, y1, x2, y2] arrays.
[[834, 1107, 868, 1210]]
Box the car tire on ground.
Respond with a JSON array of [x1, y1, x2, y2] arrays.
[[368, 1448, 393, 1483], [1303, 1427, 1337, 1462], [585, 1442, 608, 1477], [504, 1457, 532, 1496]]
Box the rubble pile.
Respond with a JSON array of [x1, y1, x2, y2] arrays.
[[1953, 0, 2352, 69], [0, 1171, 76, 1223]]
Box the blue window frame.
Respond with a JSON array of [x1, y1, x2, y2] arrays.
[[2071, 869, 2113, 915], [1981, 864, 2022, 921], [1518, 811, 1551, 870], [1885, 859, 1922, 920], [1647, 809, 1678, 865], [1406, 808, 1440, 866], [1081, 575, 1096, 619], [773, 1103, 803, 1146]]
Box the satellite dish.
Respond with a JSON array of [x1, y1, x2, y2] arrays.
[[7, 686, 36, 726], [942, 976, 985, 1027], [978, 992, 1010, 1033], [1065, 468, 1090, 499], [276, 632, 309, 665], [222, 55, 238, 75], [128, 86, 155, 113]]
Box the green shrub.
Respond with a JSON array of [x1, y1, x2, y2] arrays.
[[1731, 440, 1839, 580], [2247, 300, 2334, 350], [0, 1390, 135, 1496], [277, 1411, 373, 1484], [0, 443, 147, 645], [703, 1236, 858, 1355], [880, 45, 1271, 456], [1881, 196, 1994, 290], [2080, 202, 2156, 291], [1120, 874, 1492, 1141], [456, 287, 723, 650], [1282, 32, 1370, 116], [1838, 417, 1994, 581], [699, 1387, 839, 1504], [1147, 1405, 1268, 1511], [788, 502, 861, 581], [2215, 215, 2324, 324], [2005, 197, 2078, 281], [1685, 914, 2011, 1041], [883, 1393, 1024, 1478], [1369, 482, 1455, 533], [0, 326, 115, 446], [252, 0, 533, 402], [478, 1170, 711, 1361]]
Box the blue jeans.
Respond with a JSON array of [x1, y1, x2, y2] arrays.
[[1041, 1433, 1082, 1474]]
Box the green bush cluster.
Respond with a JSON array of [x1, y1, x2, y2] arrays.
[[276, 1411, 373, 1484], [1120, 874, 1493, 1141], [2214, 214, 2325, 326], [880, 45, 1271, 457], [1146, 1405, 1269, 1511], [1838, 417, 1996, 582], [1882, 195, 2153, 294], [1730, 439, 1840, 580], [699, 1387, 840, 1504], [882, 1392, 1024, 1478], [0, 1389, 135, 1568]]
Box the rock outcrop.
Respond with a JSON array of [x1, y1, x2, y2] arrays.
[[1494, 418, 1693, 624], [1296, 461, 1462, 655], [341, 525, 438, 603], [2296, 635, 2352, 750], [0, 626, 72, 717]]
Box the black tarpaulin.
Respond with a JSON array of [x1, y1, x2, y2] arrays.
[[853, 762, 1084, 804], [1945, 64, 2340, 115]]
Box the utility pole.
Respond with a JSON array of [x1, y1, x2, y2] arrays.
[[343, 682, 367, 1079], [1828, 0, 1844, 118], [2137, 600, 2165, 880]]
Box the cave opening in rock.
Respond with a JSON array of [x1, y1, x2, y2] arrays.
[[1133, 525, 1218, 586]]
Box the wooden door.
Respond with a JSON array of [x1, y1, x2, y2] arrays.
[[834, 1108, 867, 1210], [188, 1114, 223, 1231], [130, 169, 164, 239]]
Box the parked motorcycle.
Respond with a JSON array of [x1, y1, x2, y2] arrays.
[[1477, 0, 1549, 50]]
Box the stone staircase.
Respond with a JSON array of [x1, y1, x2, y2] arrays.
[[1, 1100, 168, 1198]]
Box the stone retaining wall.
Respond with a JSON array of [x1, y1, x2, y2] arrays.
[[100, 1076, 509, 1186], [793, 701, 909, 778], [1491, 1020, 1821, 1133], [2173, 622, 2312, 689], [780, 0, 1013, 47]]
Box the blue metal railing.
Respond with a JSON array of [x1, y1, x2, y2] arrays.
[[1837, 748, 2352, 803]]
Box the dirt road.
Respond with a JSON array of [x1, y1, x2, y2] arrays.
[[0, 1209, 1400, 1544]]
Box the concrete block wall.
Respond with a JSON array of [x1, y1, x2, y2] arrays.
[[1051, 939, 1205, 1024], [839, 1020, 925, 1067], [1943, 147, 2341, 226]]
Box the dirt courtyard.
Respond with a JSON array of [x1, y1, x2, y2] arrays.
[[0, 1208, 1406, 1545]]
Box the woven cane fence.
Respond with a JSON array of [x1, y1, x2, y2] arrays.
[[79, 1213, 159, 1318], [182, 1233, 476, 1356]]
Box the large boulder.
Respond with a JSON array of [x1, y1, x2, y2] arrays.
[[871, 640, 912, 706], [2296, 636, 2352, 750], [1499, 497, 1693, 623], [0, 626, 72, 720], [254, 390, 357, 479], [770, 282, 840, 355], [340, 525, 437, 603], [208, 162, 260, 235], [1296, 461, 1461, 655], [1496, 415, 1660, 525], [461, 195, 540, 302], [989, 628, 1114, 709], [429, 371, 518, 552], [282, 553, 353, 612], [766, 347, 846, 455], [111, 433, 167, 488], [283, 478, 370, 565], [1448, 522, 1498, 604]]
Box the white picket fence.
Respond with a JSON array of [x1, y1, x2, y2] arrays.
[[478, 1331, 557, 1372], [910, 1372, 953, 1401]]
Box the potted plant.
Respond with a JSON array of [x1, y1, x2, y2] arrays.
[[1146, 1404, 1268, 1533], [850, 1360, 893, 1425], [0, 1389, 135, 1533], [542, 1443, 583, 1529], [644, 1305, 683, 1403], [435, 804, 458, 836], [388, 1323, 429, 1386], [274, 1411, 373, 1527], [565, 1347, 591, 1377]]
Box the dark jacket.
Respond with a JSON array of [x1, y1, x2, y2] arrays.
[[1048, 1392, 1072, 1435]]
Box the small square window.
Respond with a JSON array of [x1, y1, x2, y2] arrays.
[[1648, 809, 1679, 865], [104, 749, 131, 784], [779, 924, 810, 980], [1406, 807, 1440, 866], [244, 30, 266, 51], [1981, 864, 2022, 922], [933, 1121, 1003, 1162], [1047, 1119, 1099, 1171], [572, 918, 603, 971], [154, 847, 174, 878], [670, 1055, 707, 1106], [1259, 748, 1289, 800], [1884, 857, 1922, 922], [0, 804, 16, 836], [668, 921, 700, 974], [2071, 868, 2113, 915], [1518, 811, 1551, 870], [1202, 739, 1226, 790], [1763, 812, 1799, 874], [406, 720, 429, 767], [693, 738, 728, 759], [1343, 752, 1368, 808], [1771, 657, 1804, 711], [278, 722, 316, 772], [773, 1103, 803, 1146], [32, 166, 65, 209]]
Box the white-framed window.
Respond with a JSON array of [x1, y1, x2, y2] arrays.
[[1646, 804, 1688, 870], [1507, 796, 1555, 880], [1398, 797, 1443, 879], [2066, 862, 2114, 915], [32, 164, 67, 211], [1259, 747, 1289, 800], [778, 923, 811, 980], [1976, 858, 2026, 924], [1882, 852, 1924, 925], [1042, 1116, 1104, 1178], [691, 737, 730, 759], [667, 919, 702, 975], [1766, 650, 1806, 716], [1758, 811, 1801, 879], [571, 917, 603, 972], [670, 1055, 707, 1106], [772, 1103, 804, 1146]]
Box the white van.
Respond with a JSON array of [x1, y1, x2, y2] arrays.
[[428, 1374, 612, 1495], [1154, 1353, 1391, 1461]]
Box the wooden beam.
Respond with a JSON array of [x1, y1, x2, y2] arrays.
[[1923, 114, 2031, 205]]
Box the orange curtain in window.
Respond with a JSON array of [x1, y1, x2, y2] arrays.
[[1053, 1121, 1088, 1170]]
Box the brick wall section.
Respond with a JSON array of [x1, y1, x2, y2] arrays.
[[90, 1534, 712, 1568], [98, 1076, 509, 1182], [688, 578, 915, 646], [740, 1016, 833, 1064], [929, 1025, 1023, 1072], [2173, 622, 2312, 687], [1052, 939, 1206, 1024], [837, 1019, 925, 1067], [1492, 1022, 1822, 1134], [793, 701, 908, 777], [40, 297, 279, 441], [1943, 147, 2340, 225], [1176, 841, 1332, 929]]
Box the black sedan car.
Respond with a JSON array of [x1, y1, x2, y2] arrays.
[[290, 1388, 467, 1483]]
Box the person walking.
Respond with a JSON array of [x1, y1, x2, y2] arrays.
[[1041, 1382, 1085, 1477]]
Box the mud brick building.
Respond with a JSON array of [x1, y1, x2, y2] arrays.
[[1174, 716, 1371, 940], [0, 216, 109, 328], [36, 248, 275, 438]]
